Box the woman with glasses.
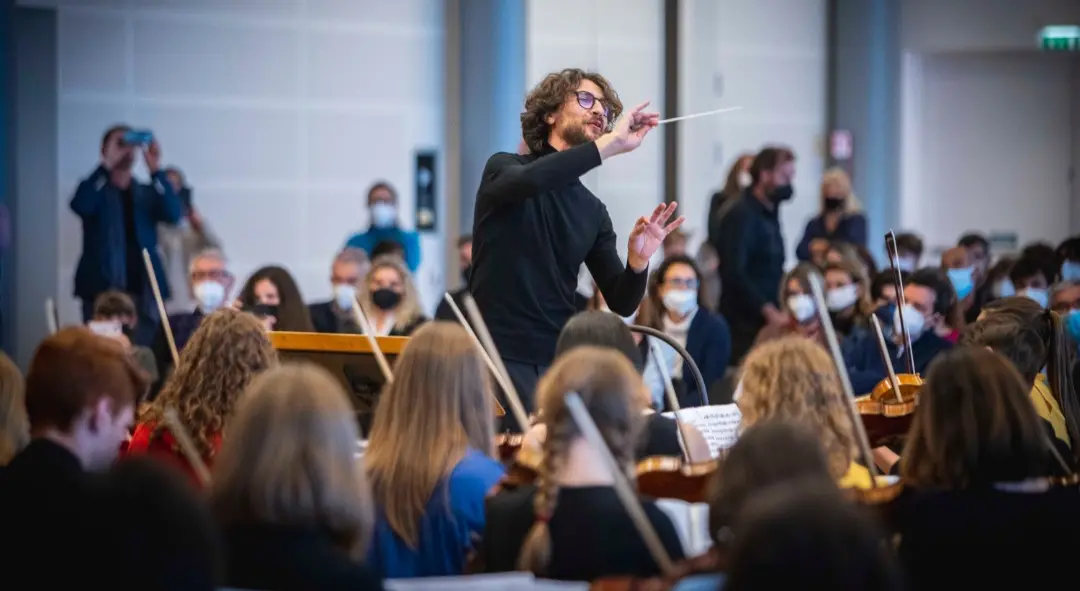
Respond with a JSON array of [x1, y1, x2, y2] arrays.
[[635, 255, 731, 408]]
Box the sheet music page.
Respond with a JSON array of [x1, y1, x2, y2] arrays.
[[656, 499, 713, 556], [663, 404, 742, 458]]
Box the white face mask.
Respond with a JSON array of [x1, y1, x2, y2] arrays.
[[825, 284, 859, 312], [1020, 287, 1049, 309], [370, 202, 397, 228], [737, 171, 752, 189], [993, 279, 1016, 299], [193, 281, 225, 312], [662, 289, 698, 317], [893, 304, 926, 342], [333, 283, 357, 310], [787, 294, 816, 324]]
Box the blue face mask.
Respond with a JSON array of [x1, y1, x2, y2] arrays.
[[1066, 310, 1080, 344], [947, 267, 975, 300], [1062, 261, 1080, 282]]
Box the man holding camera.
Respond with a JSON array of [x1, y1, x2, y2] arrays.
[[70, 125, 184, 346]]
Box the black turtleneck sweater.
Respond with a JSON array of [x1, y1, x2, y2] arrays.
[[470, 141, 648, 366]]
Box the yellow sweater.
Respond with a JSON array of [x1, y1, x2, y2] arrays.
[[838, 462, 893, 490], [1032, 373, 1070, 447]]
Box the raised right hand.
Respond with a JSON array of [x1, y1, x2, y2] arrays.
[[596, 101, 659, 160]]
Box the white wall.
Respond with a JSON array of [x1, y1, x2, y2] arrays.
[[27, 0, 446, 323], [525, 0, 665, 264], [898, 0, 1080, 255], [900, 52, 1078, 257], [678, 0, 828, 265]]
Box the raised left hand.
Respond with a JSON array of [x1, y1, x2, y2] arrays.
[[142, 140, 162, 175], [627, 202, 685, 272]]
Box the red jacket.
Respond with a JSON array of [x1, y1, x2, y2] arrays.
[[122, 421, 221, 487]]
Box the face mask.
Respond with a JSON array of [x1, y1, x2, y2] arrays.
[[662, 289, 698, 317], [823, 197, 845, 212], [893, 304, 926, 342], [874, 303, 896, 337], [1019, 287, 1049, 309], [462, 265, 472, 284], [371, 288, 401, 311], [1062, 261, 1080, 282], [826, 284, 859, 312], [768, 184, 794, 204], [737, 171, 752, 189], [896, 256, 916, 273], [946, 267, 975, 300], [370, 202, 397, 229], [193, 281, 225, 312], [333, 283, 357, 310], [787, 294, 816, 324], [1065, 310, 1080, 344], [993, 279, 1016, 299]]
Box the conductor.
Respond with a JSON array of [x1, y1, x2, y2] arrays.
[[470, 68, 684, 431]]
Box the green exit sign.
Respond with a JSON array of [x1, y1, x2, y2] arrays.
[[1039, 25, 1080, 51]]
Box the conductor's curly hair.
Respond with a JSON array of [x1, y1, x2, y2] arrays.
[[520, 68, 623, 154]]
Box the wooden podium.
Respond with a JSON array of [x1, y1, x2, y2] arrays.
[[268, 331, 408, 436]]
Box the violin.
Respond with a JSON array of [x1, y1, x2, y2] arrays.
[[496, 444, 721, 503], [495, 432, 524, 462], [858, 231, 922, 445]]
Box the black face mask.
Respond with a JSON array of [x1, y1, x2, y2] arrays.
[[372, 288, 402, 311], [769, 184, 794, 204], [462, 265, 472, 285], [121, 324, 135, 339], [823, 196, 844, 211]]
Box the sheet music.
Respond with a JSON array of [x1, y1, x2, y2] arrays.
[[656, 499, 713, 556], [663, 404, 742, 458]]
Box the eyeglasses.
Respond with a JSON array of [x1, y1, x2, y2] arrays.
[[575, 91, 611, 122]]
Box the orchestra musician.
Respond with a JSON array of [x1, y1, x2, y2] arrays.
[[891, 348, 1080, 590], [736, 336, 886, 489], [482, 346, 685, 580], [470, 68, 684, 431]]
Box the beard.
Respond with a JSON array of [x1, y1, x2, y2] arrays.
[[556, 114, 604, 148]]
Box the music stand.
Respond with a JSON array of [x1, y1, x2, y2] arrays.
[[268, 331, 407, 436]]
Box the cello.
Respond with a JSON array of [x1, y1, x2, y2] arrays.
[[854, 231, 922, 445]]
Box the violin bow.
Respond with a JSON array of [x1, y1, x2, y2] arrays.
[[44, 297, 58, 336], [349, 297, 395, 385], [807, 272, 881, 483], [885, 232, 916, 374], [564, 392, 676, 577], [461, 293, 531, 433], [142, 248, 179, 367], [647, 338, 695, 465], [869, 314, 905, 404], [161, 407, 212, 487], [440, 293, 508, 416]]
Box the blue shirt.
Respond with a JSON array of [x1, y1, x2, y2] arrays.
[[368, 448, 504, 579], [344, 226, 421, 272]]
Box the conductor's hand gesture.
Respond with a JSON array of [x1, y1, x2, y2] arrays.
[[627, 202, 685, 272], [597, 101, 659, 160]]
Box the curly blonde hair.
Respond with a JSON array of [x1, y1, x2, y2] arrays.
[[736, 337, 857, 480], [142, 308, 278, 458], [521, 69, 623, 154]]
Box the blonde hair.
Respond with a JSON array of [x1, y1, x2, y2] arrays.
[[210, 363, 373, 557], [142, 308, 278, 458], [820, 167, 862, 213], [365, 322, 495, 548], [359, 255, 424, 332], [0, 352, 28, 465], [737, 337, 857, 480], [518, 346, 646, 575]]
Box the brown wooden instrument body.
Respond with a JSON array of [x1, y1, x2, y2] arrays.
[[496, 446, 719, 503], [857, 373, 923, 445]]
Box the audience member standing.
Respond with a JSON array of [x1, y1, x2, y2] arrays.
[[716, 147, 797, 366], [158, 166, 222, 315], [795, 167, 867, 261], [70, 125, 183, 346], [345, 182, 421, 272]]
